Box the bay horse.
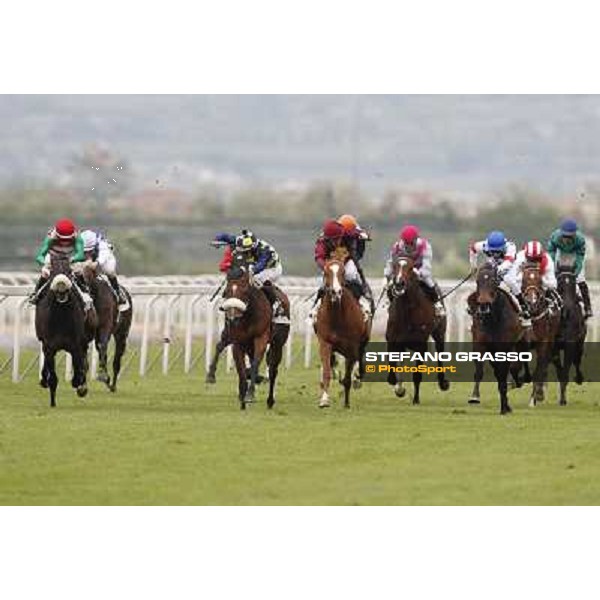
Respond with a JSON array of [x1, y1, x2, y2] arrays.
[[221, 262, 290, 410], [385, 254, 450, 404], [468, 261, 523, 414], [35, 254, 97, 407], [552, 264, 587, 405], [314, 249, 371, 409], [520, 263, 560, 406], [82, 262, 133, 392]]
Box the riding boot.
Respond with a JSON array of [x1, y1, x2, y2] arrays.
[[348, 281, 371, 321], [309, 286, 325, 321], [28, 276, 48, 305], [362, 281, 375, 314], [261, 282, 281, 316], [427, 282, 446, 317], [108, 275, 130, 312], [516, 293, 532, 327], [72, 279, 93, 312], [546, 288, 562, 314], [578, 281, 593, 319], [347, 280, 363, 300]]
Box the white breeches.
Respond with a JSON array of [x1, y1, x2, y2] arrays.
[[97, 248, 117, 276], [416, 260, 434, 287], [254, 263, 282, 285], [344, 260, 361, 283], [576, 264, 586, 284], [500, 265, 521, 296]]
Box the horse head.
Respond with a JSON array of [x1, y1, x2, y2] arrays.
[[323, 258, 346, 303], [221, 265, 251, 322], [475, 261, 499, 315], [557, 263, 577, 305], [390, 255, 417, 298], [48, 254, 74, 304], [522, 262, 544, 314]]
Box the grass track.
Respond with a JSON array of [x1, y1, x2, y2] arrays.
[[1, 364, 600, 505]]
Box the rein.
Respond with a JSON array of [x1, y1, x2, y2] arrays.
[[440, 271, 473, 301]]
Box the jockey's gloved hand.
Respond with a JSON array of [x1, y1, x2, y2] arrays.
[[41, 266, 50, 278]]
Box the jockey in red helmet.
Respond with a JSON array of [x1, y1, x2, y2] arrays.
[[384, 225, 446, 317], [312, 218, 372, 321], [30, 219, 92, 309], [515, 240, 561, 312]]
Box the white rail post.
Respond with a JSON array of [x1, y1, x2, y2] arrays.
[[162, 295, 180, 375], [304, 315, 313, 368], [184, 295, 201, 374], [139, 295, 159, 377], [11, 298, 27, 383]]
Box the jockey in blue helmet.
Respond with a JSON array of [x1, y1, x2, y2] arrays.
[[469, 230, 531, 326]]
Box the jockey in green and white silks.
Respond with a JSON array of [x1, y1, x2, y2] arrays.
[[80, 229, 130, 312], [547, 218, 593, 318], [30, 218, 92, 309]]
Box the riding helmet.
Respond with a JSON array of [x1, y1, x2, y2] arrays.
[[485, 231, 506, 252], [399, 224, 420, 244], [54, 218, 76, 240], [322, 219, 345, 239], [560, 218, 578, 236], [337, 214, 358, 233]]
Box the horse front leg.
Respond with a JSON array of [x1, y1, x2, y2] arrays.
[[493, 361, 511, 414], [266, 325, 289, 409], [469, 360, 484, 404], [95, 330, 111, 386], [110, 333, 127, 393], [530, 343, 550, 407], [43, 350, 59, 407], [71, 349, 88, 398], [432, 327, 450, 392], [412, 362, 422, 405], [232, 344, 248, 410], [318, 340, 333, 408], [574, 339, 585, 385], [246, 333, 269, 405], [342, 357, 355, 409]]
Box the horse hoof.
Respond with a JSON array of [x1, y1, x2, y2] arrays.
[[500, 406, 512, 415], [439, 379, 450, 392], [412, 398, 420, 406], [468, 398, 481, 404], [529, 397, 536, 408], [267, 398, 275, 409], [109, 384, 117, 393], [76, 386, 88, 398], [319, 398, 330, 409], [205, 373, 217, 384], [352, 378, 362, 390], [40, 379, 48, 389], [575, 374, 584, 385], [394, 385, 406, 399], [559, 400, 567, 406]]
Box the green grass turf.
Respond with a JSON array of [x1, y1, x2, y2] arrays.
[[1, 362, 600, 505]]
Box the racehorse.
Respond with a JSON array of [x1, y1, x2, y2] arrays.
[[520, 263, 560, 406], [314, 249, 371, 409], [220, 260, 290, 410], [468, 261, 523, 414], [82, 262, 133, 392], [385, 254, 450, 404], [35, 254, 97, 407], [552, 264, 587, 405]]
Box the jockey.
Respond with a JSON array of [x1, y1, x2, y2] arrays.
[[80, 229, 130, 312], [337, 214, 374, 311], [213, 229, 284, 316], [547, 218, 593, 319], [384, 224, 446, 317], [468, 230, 531, 325], [30, 218, 92, 309], [514, 240, 561, 311], [312, 218, 372, 320]]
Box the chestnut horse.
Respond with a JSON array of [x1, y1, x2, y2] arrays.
[[385, 255, 450, 404], [552, 265, 587, 405], [520, 263, 560, 406], [221, 263, 290, 410], [82, 262, 133, 393], [469, 261, 523, 414], [314, 250, 371, 409], [35, 254, 97, 407]]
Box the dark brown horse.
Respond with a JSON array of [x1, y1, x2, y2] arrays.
[[520, 264, 560, 406], [35, 255, 97, 407], [82, 262, 133, 392], [385, 255, 450, 404], [552, 265, 587, 405], [221, 264, 290, 410], [469, 261, 523, 414], [314, 251, 371, 409]]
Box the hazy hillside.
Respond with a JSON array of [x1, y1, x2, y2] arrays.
[[2, 95, 600, 194]]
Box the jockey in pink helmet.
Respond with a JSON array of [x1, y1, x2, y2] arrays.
[[384, 224, 446, 316]]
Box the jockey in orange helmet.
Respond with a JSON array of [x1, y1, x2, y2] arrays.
[[384, 224, 446, 317], [30, 218, 92, 309]]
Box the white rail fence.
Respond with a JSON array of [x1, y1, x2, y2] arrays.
[[1, 273, 599, 383]]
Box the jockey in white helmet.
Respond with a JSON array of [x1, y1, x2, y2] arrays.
[[81, 230, 130, 311]]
